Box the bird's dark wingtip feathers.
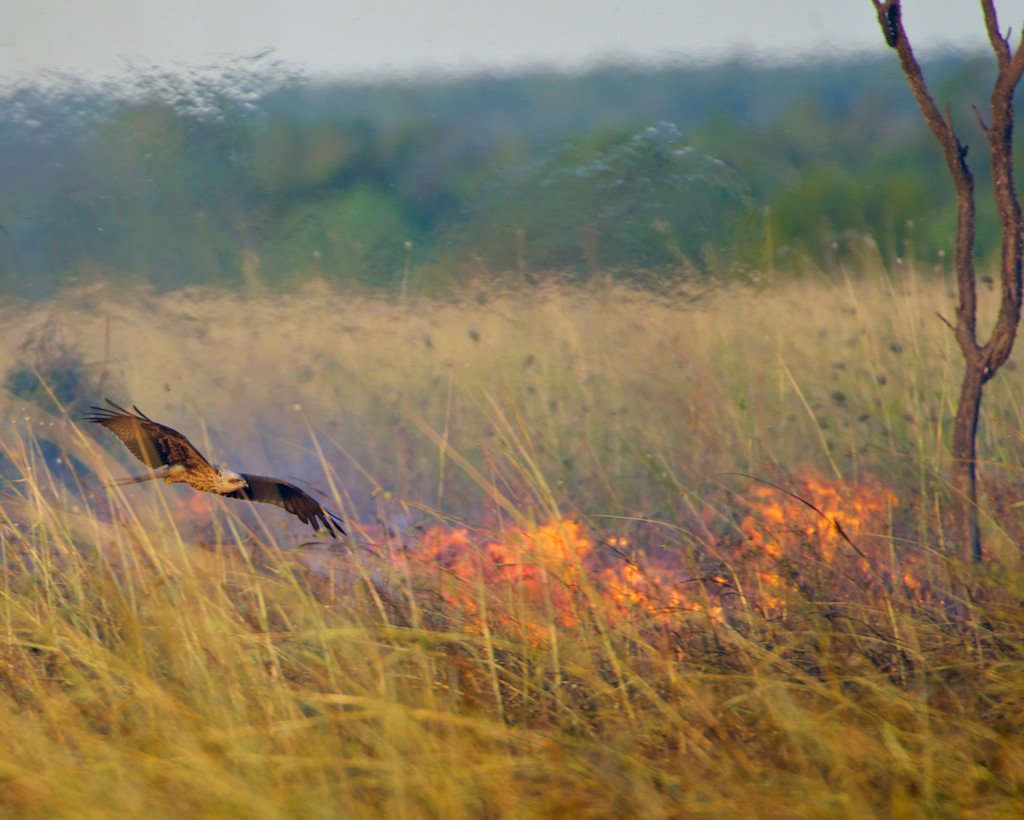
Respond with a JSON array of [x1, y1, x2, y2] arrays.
[[84, 399, 137, 424], [84, 406, 116, 424], [312, 509, 345, 538]]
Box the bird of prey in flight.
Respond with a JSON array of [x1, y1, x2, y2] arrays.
[[86, 399, 345, 537]]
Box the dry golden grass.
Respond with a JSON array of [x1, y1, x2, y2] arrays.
[[4, 263, 1015, 510], [0, 263, 1023, 816]]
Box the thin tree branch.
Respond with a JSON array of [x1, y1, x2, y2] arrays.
[[982, 0, 1011, 63], [973, 104, 990, 134], [873, 2, 980, 358], [980, 3, 1024, 377]]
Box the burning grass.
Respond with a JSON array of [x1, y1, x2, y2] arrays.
[[0, 268, 1023, 814]]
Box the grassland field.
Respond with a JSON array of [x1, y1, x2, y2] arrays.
[[0, 258, 1023, 816]]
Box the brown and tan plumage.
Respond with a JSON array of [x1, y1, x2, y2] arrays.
[[86, 399, 345, 537]]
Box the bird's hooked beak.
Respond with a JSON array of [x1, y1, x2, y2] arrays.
[[219, 467, 248, 491]]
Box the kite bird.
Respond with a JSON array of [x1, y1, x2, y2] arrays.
[[86, 399, 345, 537]]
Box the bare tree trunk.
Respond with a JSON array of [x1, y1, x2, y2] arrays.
[[872, 0, 1024, 563], [953, 363, 984, 562]]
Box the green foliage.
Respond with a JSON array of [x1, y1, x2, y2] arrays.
[[266, 185, 422, 286], [251, 120, 365, 193], [0, 53, 1015, 295], [459, 122, 753, 275]]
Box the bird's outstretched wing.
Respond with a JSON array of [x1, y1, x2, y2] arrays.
[[85, 399, 213, 471], [226, 473, 345, 537]]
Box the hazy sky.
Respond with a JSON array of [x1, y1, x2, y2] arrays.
[[5, 1, 1024, 84]]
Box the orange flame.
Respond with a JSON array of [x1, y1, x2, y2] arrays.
[[380, 469, 918, 638], [142, 461, 922, 634], [739, 470, 897, 562]]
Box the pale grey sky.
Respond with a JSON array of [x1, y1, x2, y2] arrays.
[[4, 1, 1024, 84]]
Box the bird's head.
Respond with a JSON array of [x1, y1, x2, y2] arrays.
[[216, 467, 248, 492]]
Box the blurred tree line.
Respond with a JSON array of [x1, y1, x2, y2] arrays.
[[0, 52, 1006, 296]]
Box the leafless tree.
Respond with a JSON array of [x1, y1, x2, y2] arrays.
[[871, 0, 1024, 563]]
